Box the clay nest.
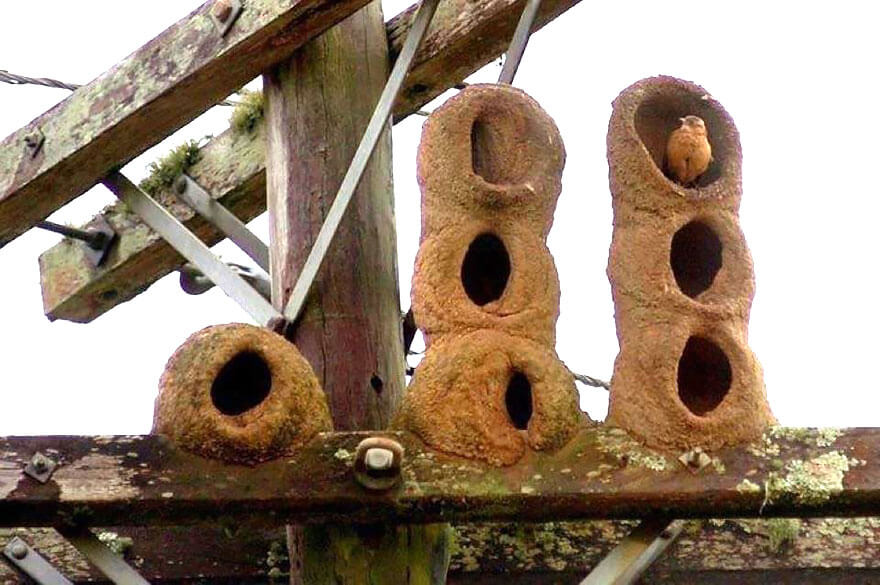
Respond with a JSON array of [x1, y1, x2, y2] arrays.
[[608, 75, 743, 207], [154, 323, 332, 464], [417, 84, 566, 240], [394, 330, 587, 466], [412, 219, 560, 348]]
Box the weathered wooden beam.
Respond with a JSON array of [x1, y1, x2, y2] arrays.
[[0, 427, 877, 528], [0, 0, 377, 247], [38, 0, 585, 324], [4, 517, 880, 584]]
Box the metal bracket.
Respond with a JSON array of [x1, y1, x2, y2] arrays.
[[174, 174, 269, 272], [179, 261, 271, 300], [281, 0, 440, 326], [3, 537, 74, 585], [57, 527, 151, 585], [498, 0, 543, 84], [579, 518, 683, 585], [24, 452, 57, 484], [103, 171, 281, 326], [209, 0, 242, 36]]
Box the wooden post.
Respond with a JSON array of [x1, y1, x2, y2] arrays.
[[263, 3, 449, 582]]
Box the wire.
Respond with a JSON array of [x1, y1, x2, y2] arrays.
[[1, 68, 236, 105]]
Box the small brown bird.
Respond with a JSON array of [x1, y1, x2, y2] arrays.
[[665, 115, 712, 186]]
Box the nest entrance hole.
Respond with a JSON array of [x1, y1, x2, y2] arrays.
[[670, 220, 722, 298], [461, 233, 511, 305], [505, 371, 533, 430], [211, 351, 272, 416], [677, 336, 731, 416], [633, 94, 725, 188], [470, 105, 545, 186]]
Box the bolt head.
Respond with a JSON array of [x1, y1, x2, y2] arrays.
[[9, 541, 27, 559], [33, 459, 47, 473], [364, 448, 394, 472], [212, 0, 233, 22]]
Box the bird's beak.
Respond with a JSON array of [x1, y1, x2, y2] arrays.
[[678, 117, 686, 123]]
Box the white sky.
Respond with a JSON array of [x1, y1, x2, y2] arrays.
[[1, 1, 878, 435]]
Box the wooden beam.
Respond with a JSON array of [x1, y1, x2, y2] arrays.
[[38, 0, 586, 324], [263, 3, 448, 582], [0, 0, 377, 247], [1, 427, 878, 528], [4, 517, 880, 583]]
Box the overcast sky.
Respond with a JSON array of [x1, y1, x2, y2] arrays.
[[1, 1, 878, 435]]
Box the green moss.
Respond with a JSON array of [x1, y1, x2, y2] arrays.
[[765, 518, 801, 552], [139, 140, 202, 195], [230, 90, 265, 134]]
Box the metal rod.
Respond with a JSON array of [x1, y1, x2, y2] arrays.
[[35, 220, 105, 249], [3, 537, 74, 585], [281, 0, 441, 324], [498, 0, 543, 84], [58, 527, 151, 585], [579, 518, 683, 585], [174, 174, 270, 272], [103, 171, 281, 326]]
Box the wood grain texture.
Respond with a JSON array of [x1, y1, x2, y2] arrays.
[[263, 2, 402, 432], [0, 0, 374, 247], [262, 5, 448, 582], [38, 0, 585, 324], [1, 427, 878, 528]]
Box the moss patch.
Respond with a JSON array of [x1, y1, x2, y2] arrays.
[[139, 141, 202, 195], [230, 90, 265, 134]]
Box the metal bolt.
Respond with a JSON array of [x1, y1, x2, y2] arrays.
[[174, 175, 188, 194], [353, 437, 404, 491], [9, 541, 27, 559], [364, 447, 394, 471], [212, 0, 233, 23], [32, 458, 47, 474]]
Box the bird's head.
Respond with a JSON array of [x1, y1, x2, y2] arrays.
[[679, 115, 707, 133]]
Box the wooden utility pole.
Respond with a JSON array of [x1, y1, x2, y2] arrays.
[[263, 3, 449, 582]]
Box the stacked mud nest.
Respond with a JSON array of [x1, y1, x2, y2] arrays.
[[606, 76, 775, 450], [395, 84, 585, 466]]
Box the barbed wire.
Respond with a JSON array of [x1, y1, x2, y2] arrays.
[[1, 68, 237, 106]]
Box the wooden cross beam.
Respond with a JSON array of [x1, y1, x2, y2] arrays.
[[1, 427, 877, 528], [37, 0, 585, 324], [0, 0, 383, 248]]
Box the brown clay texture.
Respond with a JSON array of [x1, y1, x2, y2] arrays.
[[398, 85, 585, 466], [395, 330, 583, 466], [416, 84, 565, 241], [606, 76, 775, 450], [154, 323, 332, 464], [412, 219, 560, 347]]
